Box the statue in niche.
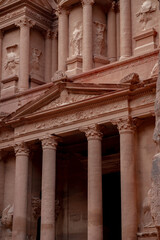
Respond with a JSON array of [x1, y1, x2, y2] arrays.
[[4, 45, 19, 76], [142, 189, 154, 228], [1, 204, 14, 240], [31, 48, 42, 71], [93, 21, 106, 57], [136, 0, 157, 30], [70, 21, 83, 57]]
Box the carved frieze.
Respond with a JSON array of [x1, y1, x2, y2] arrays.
[[4, 45, 19, 76], [93, 21, 106, 57], [136, 0, 157, 30], [70, 21, 83, 57]]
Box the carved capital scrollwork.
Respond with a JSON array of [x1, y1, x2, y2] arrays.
[[14, 142, 29, 156], [112, 118, 136, 133], [81, 0, 95, 6], [15, 17, 35, 28], [80, 124, 103, 140], [52, 29, 58, 39], [55, 6, 69, 17], [41, 134, 58, 150], [45, 29, 52, 39]]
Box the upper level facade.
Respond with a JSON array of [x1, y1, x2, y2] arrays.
[[0, 0, 159, 111]]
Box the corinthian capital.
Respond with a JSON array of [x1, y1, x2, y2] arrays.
[[81, 0, 95, 6], [15, 17, 35, 28], [55, 6, 69, 16], [80, 124, 103, 140], [14, 142, 29, 156], [112, 118, 136, 133], [41, 134, 58, 150]]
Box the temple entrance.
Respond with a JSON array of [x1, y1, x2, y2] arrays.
[[102, 172, 121, 240]]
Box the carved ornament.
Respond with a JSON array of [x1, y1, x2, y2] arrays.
[[46, 29, 52, 39], [113, 118, 136, 133], [14, 142, 29, 156], [80, 124, 103, 140], [55, 6, 69, 16], [136, 0, 157, 30], [15, 17, 35, 28], [81, 0, 95, 6], [1, 204, 14, 229], [32, 197, 41, 220], [41, 134, 58, 150]]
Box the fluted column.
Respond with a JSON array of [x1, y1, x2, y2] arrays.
[[51, 30, 58, 76], [82, 125, 103, 240], [12, 142, 29, 240], [57, 7, 69, 71], [0, 151, 4, 216], [107, 1, 117, 62], [40, 135, 58, 240], [16, 17, 35, 91], [120, 0, 132, 60], [82, 0, 94, 72], [117, 118, 137, 240], [45, 30, 52, 83]]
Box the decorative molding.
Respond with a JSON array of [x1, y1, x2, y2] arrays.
[[41, 134, 58, 150], [15, 17, 35, 28], [14, 142, 29, 156], [0, 7, 26, 24], [80, 124, 103, 140]]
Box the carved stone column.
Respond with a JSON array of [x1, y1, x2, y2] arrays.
[[120, 0, 132, 60], [0, 152, 4, 216], [117, 118, 137, 240], [0, 31, 3, 89], [12, 142, 29, 240], [45, 30, 52, 83], [16, 17, 35, 91], [82, 0, 95, 72], [41, 135, 58, 240], [52, 30, 58, 77], [82, 124, 103, 240], [107, 1, 117, 62], [116, 1, 120, 60], [57, 7, 69, 71]]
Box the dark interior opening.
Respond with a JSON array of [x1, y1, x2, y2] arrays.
[[103, 172, 121, 240]]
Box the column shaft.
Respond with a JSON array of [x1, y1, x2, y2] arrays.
[[41, 136, 57, 240], [0, 154, 4, 216], [84, 125, 103, 240], [52, 31, 58, 76], [82, 0, 94, 72], [107, 3, 117, 62], [116, 8, 120, 60], [12, 143, 29, 240], [58, 8, 68, 71], [45, 30, 52, 83], [118, 120, 137, 240], [120, 0, 132, 60]]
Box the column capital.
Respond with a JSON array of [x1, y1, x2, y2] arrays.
[[41, 134, 58, 150], [14, 142, 29, 156], [80, 124, 103, 140], [81, 0, 95, 5], [15, 17, 35, 28], [45, 29, 52, 39], [55, 6, 70, 17], [52, 29, 58, 39], [112, 118, 136, 133]]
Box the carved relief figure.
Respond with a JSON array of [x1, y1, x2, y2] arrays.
[[4, 45, 19, 76], [1, 204, 14, 240], [31, 48, 42, 71], [93, 21, 106, 56], [70, 21, 83, 57], [136, 0, 157, 30], [143, 189, 154, 228]]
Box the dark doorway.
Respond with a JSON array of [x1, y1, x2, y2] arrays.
[[102, 172, 121, 240]]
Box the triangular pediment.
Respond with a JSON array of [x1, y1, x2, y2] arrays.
[[4, 82, 128, 124]]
